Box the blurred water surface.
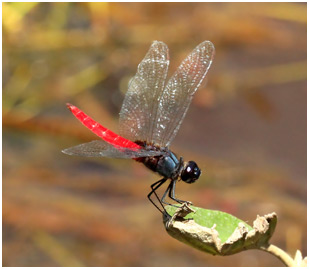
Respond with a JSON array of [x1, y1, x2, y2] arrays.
[[3, 2, 306, 266]]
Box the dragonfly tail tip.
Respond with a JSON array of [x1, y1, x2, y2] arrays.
[[66, 103, 75, 111]]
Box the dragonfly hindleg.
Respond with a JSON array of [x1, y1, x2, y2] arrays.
[[147, 177, 168, 213]]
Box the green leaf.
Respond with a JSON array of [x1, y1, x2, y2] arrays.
[[164, 204, 277, 256], [165, 205, 252, 243]]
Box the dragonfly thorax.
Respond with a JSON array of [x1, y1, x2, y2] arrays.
[[136, 148, 179, 179], [135, 141, 201, 183]]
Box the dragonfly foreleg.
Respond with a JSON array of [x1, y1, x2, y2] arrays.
[[168, 179, 192, 205], [161, 180, 190, 208]]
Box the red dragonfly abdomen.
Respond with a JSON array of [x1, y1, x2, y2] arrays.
[[67, 103, 141, 149]]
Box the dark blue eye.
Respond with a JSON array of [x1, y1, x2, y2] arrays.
[[181, 161, 201, 184]]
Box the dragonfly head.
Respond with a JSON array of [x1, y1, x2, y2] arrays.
[[181, 161, 201, 184]]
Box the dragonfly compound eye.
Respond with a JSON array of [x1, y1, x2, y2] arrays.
[[181, 161, 201, 184]]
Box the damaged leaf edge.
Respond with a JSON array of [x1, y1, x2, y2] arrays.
[[163, 204, 277, 256]]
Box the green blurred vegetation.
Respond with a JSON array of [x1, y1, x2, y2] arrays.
[[3, 2, 306, 266]]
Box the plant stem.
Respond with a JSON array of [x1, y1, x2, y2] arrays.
[[259, 243, 294, 267]]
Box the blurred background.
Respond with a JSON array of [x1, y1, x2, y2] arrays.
[[2, 2, 306, 266]]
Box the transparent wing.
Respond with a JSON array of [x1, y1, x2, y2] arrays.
[[153, 41, 215, 147], [62, 140, 164, 159], [119, 41, 169, 144]]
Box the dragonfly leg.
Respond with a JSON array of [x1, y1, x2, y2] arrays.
[[168, 179, 192, 205], [161, 180, 188, 208], [161, 180, 175, 206], [147, 178, 168, 213]]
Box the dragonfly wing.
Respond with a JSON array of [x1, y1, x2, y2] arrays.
[[119, 41, 169, 144], [62, 140, 164, 158], [152, 41, 215, 147]]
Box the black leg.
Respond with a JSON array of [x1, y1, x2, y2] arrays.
[[149, 178, 167, 204], [147, 178, 167, 213], [161, 180, 186, 208], [168, 179, 189, 204], [160, 181, 175, 206]]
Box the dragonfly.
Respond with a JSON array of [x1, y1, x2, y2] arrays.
[[62, 40, 215, 213]]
